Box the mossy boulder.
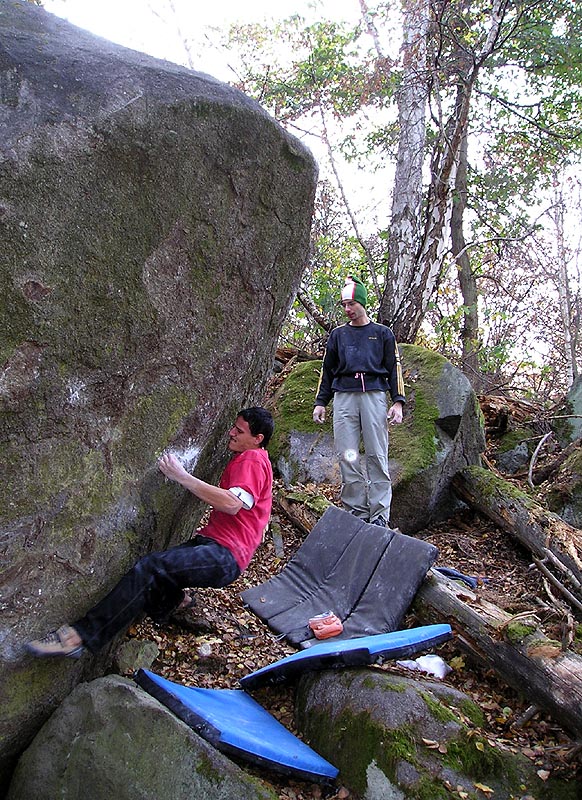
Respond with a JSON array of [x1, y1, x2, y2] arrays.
[[0, 0, 317, 788], [268, 360, 340, 485], [295, 669, 578, 800], [7, 676, 277, 800], [545, 448, 582, 528], [492, 427, 535, 474], [553, 375, 582, 446], [269, 345, 485, 532]]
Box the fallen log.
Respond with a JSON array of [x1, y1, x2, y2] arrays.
[[452, 466, 582, 607], [415, 569, 582, 740], [273, 488, 330, 538]]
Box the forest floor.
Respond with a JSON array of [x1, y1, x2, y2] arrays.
[[128, 405, 582, 799]]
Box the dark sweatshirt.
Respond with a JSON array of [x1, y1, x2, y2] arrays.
[[315, 321, 406, 407]]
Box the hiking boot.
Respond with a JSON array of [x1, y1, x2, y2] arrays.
[[26, 625, 85, 659]]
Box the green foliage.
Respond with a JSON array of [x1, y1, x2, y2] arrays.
[[221, 2, 582, 395], [225, 17, 388, 122]]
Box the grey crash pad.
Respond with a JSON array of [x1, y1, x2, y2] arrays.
[[242, 506, 438, 647]]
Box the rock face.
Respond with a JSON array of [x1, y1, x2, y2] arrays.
[[545, 448, 582, 529], [556, 375, 582, 445], [7, 676, 276, 800], [295, 669, 573, 799], [0, 0, 316, 788], [270, 345, 485, 532]]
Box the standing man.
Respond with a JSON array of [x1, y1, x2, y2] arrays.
[[27, 407, 274, 658], [313, 276, 405, 527]]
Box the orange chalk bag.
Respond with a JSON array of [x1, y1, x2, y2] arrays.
[[308, 611, 344, 640]]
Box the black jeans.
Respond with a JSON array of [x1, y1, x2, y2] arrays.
[[73, 535, 240, 653]]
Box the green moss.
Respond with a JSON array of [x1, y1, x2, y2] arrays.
[[0, 439, 128, 525], [390, 388, 439, 484], [268, 360, 323, 464], [113, 386, 197, 471], [443, 734, 507, 780], [458, 699, 485, 728], [400, 343, 449, 385], [496, 427, 534, 454], [463, 465, 534, 505], [504, 621, 538, 644], [411, 776, 451, 800], [284, 490, 331, 515], [302, 704, 417, 796], [389, 345, 453, 483], [418, 691, 458, 725], [195, 754, 225, 785], [3, 665, 64, 719]]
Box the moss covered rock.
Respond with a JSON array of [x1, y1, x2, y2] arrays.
[[553, 375, 582, 446], [270, 345, 485, 532], [0, 0, 316, 787], [7, 676, 277, 800], [545, 447, 582, 528], [295, 669, 578, 800], [268, 360, 339, 485]]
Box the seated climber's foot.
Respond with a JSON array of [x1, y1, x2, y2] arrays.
[[26, 625, 85, 659], [170, 591, 213, 633], [177, 591, 197, 611]]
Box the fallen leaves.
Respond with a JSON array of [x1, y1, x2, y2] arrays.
[[474, 782, 494, 794], [123, 483, 580, 798], [421, 738, 448, 754]]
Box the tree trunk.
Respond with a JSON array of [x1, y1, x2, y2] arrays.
[[452, 466, 582, 604], [383, 2, 508, 343], [550, 176, 579, 387], [415, 569, 582, 739], [378, 0, 429, 331], [451, 98, 482, 390]]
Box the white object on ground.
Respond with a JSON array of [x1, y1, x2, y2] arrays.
[[395, 654, 451, 680]]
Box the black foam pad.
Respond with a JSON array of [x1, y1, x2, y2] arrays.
[[242, 506, 438, 647]]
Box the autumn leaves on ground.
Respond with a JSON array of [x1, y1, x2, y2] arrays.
[[129, 467, 581, 798]]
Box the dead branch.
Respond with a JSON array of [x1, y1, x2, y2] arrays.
[[527, 431, 553, 489], [530, 436, 582, 486], [452, 467, 582, 611], [415, 569, 582, 739]]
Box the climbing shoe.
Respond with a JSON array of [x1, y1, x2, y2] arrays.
[[26, 625, 85, 659]]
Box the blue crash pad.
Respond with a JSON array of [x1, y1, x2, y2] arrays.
[[240, 624, 453, 689], [241, 506, 439, 647], [135, 669, 338, 783]]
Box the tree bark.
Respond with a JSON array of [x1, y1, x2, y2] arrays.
[[452, 466, 582, 604], [383, 2, 508, 343], [415, 569, 582, 739], [451, 93, 481, 390], [379, 0, 429, 332]]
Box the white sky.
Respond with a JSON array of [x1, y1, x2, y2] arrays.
[[41, 0, 395, 232], [42, 0, 362, 81]]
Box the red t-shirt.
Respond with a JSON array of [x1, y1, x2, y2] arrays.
[[201, 447, 273, 571]]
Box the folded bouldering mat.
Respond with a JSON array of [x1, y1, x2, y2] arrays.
[[241, 506, 439, 647], [240, 623, 453, 689], [135, 668, 339, 783]]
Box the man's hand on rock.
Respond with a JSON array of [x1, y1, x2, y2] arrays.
[[313, 405, 326, 424]]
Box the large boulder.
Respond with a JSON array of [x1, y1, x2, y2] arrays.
[[544, 448, 582, 529], [295, 669, 576, 799], [0, 0, 317, 789], [554, 375, 582, 445], [7, 676, 277, 800], [269, 345, 485, 532]]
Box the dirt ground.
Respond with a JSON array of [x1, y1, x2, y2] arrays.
[[129, 486, 581, 799]]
